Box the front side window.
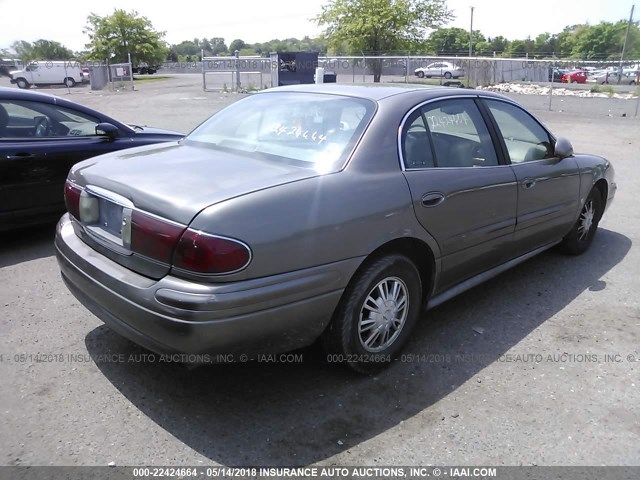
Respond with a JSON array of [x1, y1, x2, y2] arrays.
[[0, 100, 101, 138], [484, 99, 553, 164], [186, 92, 375, 173], [401, 98, 498, 169]]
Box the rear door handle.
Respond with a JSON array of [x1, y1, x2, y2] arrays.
[[421, 192, 445, 207], [521, 178, 537, 189]]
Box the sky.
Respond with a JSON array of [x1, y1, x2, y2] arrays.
[[0, 0, 636, 52]]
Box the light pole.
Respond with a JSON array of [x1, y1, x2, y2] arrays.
[[469, 6, 475, 57], [618, 4, 635, 84]]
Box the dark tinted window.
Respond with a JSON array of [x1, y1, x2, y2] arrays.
[[0, 100, 100, 138], [401, 109, 434, 169], [401, 98, 498, 169]]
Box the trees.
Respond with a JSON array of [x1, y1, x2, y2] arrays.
[[32, 40, 74, 60], [488, 36, 509, 56], [570, 21, 636, 60], [174, 40, 200, 60], [11, 40, 74, 61], [251, 37, 328, 56], [318, 0, 453, 81], [209, 38, 228, 56], [424, 27, 485, 55], [228, 39, 247, 54], [84, 9, 167, 66], [9, 41, 33, 61]]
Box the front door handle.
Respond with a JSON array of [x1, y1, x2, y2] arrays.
[[521, 178, 537, 189], [421, 192, 445, 207]]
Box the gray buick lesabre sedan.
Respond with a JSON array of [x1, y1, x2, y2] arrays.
[[55, 84, 616, 372]]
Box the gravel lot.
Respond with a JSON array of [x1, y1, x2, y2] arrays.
[[0, 75, 638, 467]]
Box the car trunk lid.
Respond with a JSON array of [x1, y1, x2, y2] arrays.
[[71, 142, 316, 225], [68, 142, 318, 278]]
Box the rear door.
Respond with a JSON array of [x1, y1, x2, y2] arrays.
[[400, 97, 518, 292], [481, 98, 581, 255]]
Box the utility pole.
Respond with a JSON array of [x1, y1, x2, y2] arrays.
[[618, 4, 635, 84], [469, 6, 475, 57]]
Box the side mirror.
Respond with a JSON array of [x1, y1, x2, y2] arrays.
[[554, 137, 574, 159], [95, 122, 118, 140]]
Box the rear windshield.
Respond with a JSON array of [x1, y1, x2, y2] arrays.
[[185, 92, 375, 172]]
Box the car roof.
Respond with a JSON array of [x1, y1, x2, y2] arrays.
[[261, 83, 507, 102], [0, 86, 73, 105]]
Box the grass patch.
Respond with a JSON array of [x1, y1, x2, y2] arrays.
[[589, 84, 617, 96], [133, 75, 171, 82]]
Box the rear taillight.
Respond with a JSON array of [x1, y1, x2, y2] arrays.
[[173, 229, 251, 274], [64, 181, 81, 220], [64, 180, 99, 223], [130, 211, 185, 264]]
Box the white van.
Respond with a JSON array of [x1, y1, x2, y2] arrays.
[[9, 61, 85, 89]]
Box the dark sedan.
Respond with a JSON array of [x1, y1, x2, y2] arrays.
[[0, 87, 183, 230], [56, 85, 616, 373]]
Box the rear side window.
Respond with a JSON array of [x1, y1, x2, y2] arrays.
[[401, 98, 498, 169], [484, 99, 553, 164]]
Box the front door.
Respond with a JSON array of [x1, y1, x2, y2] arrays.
[[481, 99, 581, 254], [0, 99, 117, 227]]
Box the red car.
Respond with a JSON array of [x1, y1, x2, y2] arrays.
[[561, 70, 588, 84]]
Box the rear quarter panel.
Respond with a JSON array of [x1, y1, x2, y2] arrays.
[[187, 95, 443, 283]]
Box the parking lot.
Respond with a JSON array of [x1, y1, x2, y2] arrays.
[[0, 74, 638, 467]]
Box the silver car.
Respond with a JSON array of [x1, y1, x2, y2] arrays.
[[55, 85, 616, 372], [593, 71, 638, 85], [414, 62, 465, 79]]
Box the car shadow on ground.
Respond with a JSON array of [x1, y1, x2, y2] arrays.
[[0, 224, 56, 268], [85, 228, 631, 466]]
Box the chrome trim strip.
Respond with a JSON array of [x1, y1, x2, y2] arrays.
[[397, 94, 479, 172], [396, 94, 526, 172], [85, 185, 134, 208]]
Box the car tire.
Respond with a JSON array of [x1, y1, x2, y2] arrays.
[[444, 72, 452, 79], [321, 254, 422, 373], [64, 77, 76, 88], [416, 71, 424, 78], [16, 78, 30, 89], [560, 188, 604, 255]]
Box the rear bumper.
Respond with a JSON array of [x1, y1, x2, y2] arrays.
[[55, 214, 360, 356]]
